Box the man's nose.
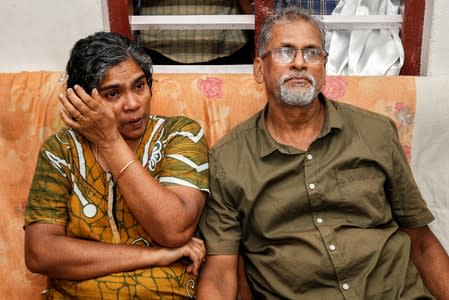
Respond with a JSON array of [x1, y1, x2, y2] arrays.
[[290, 49, 306, 69]]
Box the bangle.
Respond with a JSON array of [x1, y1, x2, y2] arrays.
[[115, 159, 136, 182]]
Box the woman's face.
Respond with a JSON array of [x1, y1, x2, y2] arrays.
[[96, 58, 151, 144]]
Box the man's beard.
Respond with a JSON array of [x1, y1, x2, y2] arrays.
[[278, 72, 319, 106]]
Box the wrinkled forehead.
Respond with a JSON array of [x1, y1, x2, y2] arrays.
[[267, 20, 323, 48]]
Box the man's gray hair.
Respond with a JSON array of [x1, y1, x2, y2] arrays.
[[258, 7, 326, 56]]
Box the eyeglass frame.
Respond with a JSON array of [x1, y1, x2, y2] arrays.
[[260, 47, 328, 65]]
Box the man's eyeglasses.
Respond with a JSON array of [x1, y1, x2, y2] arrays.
[[261, 47, 328, 65]]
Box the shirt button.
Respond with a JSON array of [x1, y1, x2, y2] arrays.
[[329, 244, 336, 251], [309, 183, 316, 190], [306, 153, 313, 160], [342, 283, 350, 290], [316, 217, 323, 224]]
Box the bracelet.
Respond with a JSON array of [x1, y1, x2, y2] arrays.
[[115, 159, 136, 182]]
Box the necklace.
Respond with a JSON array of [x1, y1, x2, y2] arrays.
[[92, 141, 141, 170], [92, 143, 109, 172]]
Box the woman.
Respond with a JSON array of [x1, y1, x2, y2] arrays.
[[24, 32, 209, 299]]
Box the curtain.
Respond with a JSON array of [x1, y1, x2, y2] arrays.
[[325, 0, 404, 75]]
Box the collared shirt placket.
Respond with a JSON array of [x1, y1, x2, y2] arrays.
[[304, 140, 358, 300]]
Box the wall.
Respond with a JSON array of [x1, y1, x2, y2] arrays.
[[0, 0, 108, 72], [421, 0, 449, 76], [0, 0, 447, 75]]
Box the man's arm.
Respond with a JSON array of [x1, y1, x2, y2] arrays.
[[197, 255, 239, 300], [25, 223, 206, 280], [237, 255, 254, 300], [402, 225, 449, 299]]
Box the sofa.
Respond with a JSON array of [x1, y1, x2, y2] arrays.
[[1, 70, 448, 299]]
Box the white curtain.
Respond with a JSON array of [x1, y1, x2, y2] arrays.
[[325, 0, 404, 75]]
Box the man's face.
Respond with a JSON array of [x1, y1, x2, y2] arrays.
[[254, 19, 326, 106], [96, 58, 151, 143]]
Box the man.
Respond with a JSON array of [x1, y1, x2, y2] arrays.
[[198, 8, 449, 299], [24, 32, 208, 299]]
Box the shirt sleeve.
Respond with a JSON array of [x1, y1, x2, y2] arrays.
[[24, 134, 71, 227], [386, 119, 435, 228], [157, 117, 210, 193], [199, 151, 241, 255]]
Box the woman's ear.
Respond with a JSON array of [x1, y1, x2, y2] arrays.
[[253, 57, 265, 84]]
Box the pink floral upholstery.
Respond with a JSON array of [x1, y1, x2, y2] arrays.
[[152, 74, 416, 160], [322, 76, 416, 161], [0, 71, 416, 299]]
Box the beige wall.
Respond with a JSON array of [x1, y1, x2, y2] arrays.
[[0, 0, 108, 72], [421, 0, 449, 76]]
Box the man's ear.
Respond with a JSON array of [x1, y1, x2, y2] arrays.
[[253, 57, 265, 84]]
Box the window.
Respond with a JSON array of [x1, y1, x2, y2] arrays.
[[107, 0, 424, 75]]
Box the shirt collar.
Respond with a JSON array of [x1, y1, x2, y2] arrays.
[[257, 94, 344, 158], [319, 93, 344, 138], [257, 105, 282, 158]]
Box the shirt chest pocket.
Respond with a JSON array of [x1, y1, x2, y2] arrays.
[[336, 167, 392, 227]]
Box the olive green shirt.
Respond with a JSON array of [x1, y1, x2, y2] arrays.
[[200, 95, 435, 299]]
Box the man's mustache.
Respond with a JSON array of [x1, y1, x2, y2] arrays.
[[280, 71, 316, 86]]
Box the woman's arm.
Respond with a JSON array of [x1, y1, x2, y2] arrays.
[[59, 85, 207, 247], [25, 222, 206, 280]]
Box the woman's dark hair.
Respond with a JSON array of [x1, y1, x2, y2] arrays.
[[66, 32, 153, 93]]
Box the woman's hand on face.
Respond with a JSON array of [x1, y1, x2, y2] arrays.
[[59, 85, 121, 147]]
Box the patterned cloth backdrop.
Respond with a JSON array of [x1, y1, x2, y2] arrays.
[[275, 0, 339, 14]]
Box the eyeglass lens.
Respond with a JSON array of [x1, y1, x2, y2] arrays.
[[275, 48, 324, 64]]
